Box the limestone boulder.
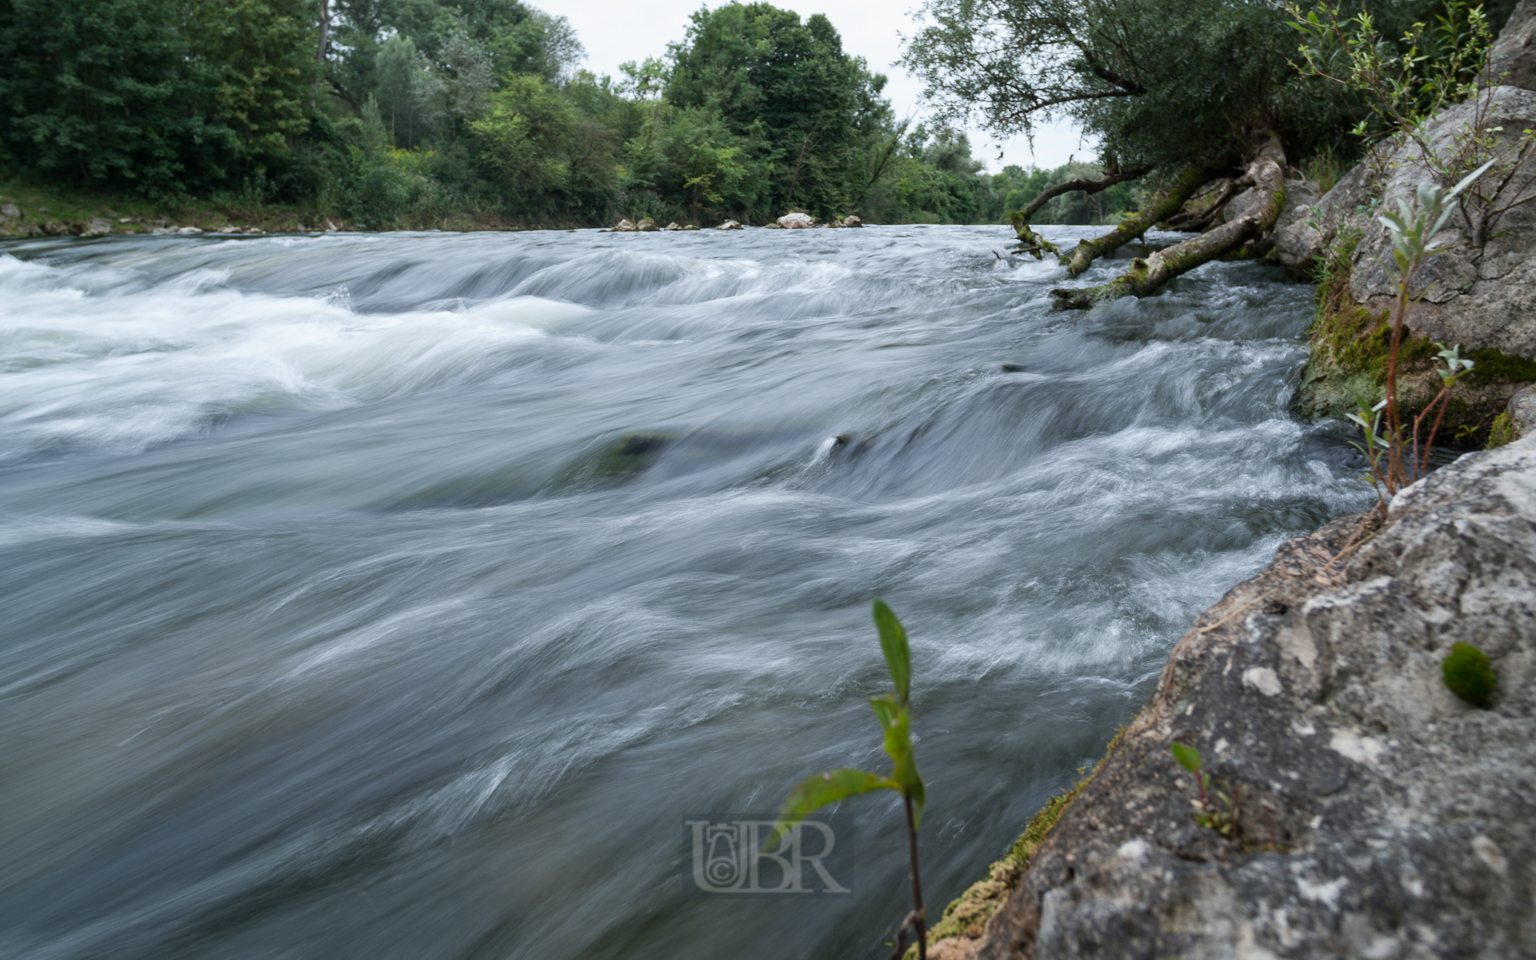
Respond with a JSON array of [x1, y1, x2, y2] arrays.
[[946, 437, 1536, 960], [776, 212, 816, 229]]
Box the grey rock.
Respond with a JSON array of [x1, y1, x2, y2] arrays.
[[1273, 161, 1378, 275], [1278, 1, 1536, 353], [636, 218, 658, 232], [1508, 384, 1536, 436], [715, 219, 743, 231], [0, 203, 19, 220], [777, 212, 816, 229], [83, 217, 112, 237], [1343, 85, 1536, 357], [843, 215, 864, 228], [664, 221, 682, 231], [1484, 0, 1536, 91], [948, 438, 1536, 960]]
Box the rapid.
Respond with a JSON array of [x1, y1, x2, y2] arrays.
[[0, 225, 1370, 959]]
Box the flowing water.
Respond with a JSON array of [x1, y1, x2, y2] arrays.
[[0, 225, 1369, 959]]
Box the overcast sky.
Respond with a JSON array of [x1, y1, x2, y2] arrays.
[[553, 0, 1092, 173]]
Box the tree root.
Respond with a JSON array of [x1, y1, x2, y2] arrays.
[[1060, 165, 1207, 276], [1050, 137, 1286, 310]]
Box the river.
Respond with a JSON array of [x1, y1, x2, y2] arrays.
[[0, 225, 1369, 959]]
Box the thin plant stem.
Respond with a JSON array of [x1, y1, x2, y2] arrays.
[[904, 794, 926, 960], [1386, 277, 1410, 493]]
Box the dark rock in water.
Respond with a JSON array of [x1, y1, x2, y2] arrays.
[[935, 436, 1536, 959], [1000, 363, 1025, 373], [617, 433, 674, 456]]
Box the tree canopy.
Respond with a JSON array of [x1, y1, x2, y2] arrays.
[[0, 0, 1023, 227]]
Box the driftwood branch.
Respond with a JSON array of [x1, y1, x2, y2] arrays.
[[1050, 137, 1286, 310]]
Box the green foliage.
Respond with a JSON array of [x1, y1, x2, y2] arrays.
[[776, 598, 925, 833], [902, 0, 1379, 175], [0, 0, 997, 225], [0, 0, 237, 195], [1169, 743, 1243, 841], [1442, 642, 1497, 707], [1170, 742, 1202, 773]]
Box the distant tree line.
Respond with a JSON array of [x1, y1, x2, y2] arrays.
[[0, 0, 1122, 227]]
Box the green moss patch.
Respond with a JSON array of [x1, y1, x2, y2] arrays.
[[1442, 642, 1497, 707], [1294, 230, 1533, 443]]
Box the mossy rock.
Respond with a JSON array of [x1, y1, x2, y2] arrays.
[[1442, 642, 1497, 708], [1293, 232, 1533, 445]]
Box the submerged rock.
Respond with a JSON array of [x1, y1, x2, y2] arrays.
[[932, 437, 1536, 959]]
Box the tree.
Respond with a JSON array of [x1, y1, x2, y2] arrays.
[[0, 0, 315, 194], [901, 0, 1375, 302], [664, 2, 887, 219]]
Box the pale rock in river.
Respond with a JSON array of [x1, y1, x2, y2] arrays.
[[715, 219, 743, 230], [776, 212, 816, 229]]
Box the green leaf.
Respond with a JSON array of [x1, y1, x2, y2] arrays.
[[1170, 742, 1203, 773], [872, 598, 911, 704], [770, 768, 898, 847], [868, 693, 926, 829]]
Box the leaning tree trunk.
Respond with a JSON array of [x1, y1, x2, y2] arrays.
[[1050, 137, 1286, 310], [1008, 162, 1148, 260], [1059, 165, 1207, 276]]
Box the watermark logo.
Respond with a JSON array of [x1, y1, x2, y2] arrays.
[[685, 815, 854, 896]]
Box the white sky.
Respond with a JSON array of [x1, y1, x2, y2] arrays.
[[554, 0, 1092, 172]]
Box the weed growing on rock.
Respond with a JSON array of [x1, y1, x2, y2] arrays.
[[1171, 743, 1243, 841], [1442, 641, 1498, 707], [1342, 161, 1494, 502], [774, 599, 929, 960]]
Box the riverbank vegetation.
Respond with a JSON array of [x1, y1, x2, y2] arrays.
[[0, 0, 1136, 232], [904, 0, 1523, 305]]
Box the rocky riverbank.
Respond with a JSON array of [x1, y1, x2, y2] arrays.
[[924, 413, 1536, 960]]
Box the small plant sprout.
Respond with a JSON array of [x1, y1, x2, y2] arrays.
[[773, 599, 929, 960], [1170, 743, 1242, 841]]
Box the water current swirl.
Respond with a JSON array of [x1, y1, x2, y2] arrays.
[[0, 225, 1370, 959]]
